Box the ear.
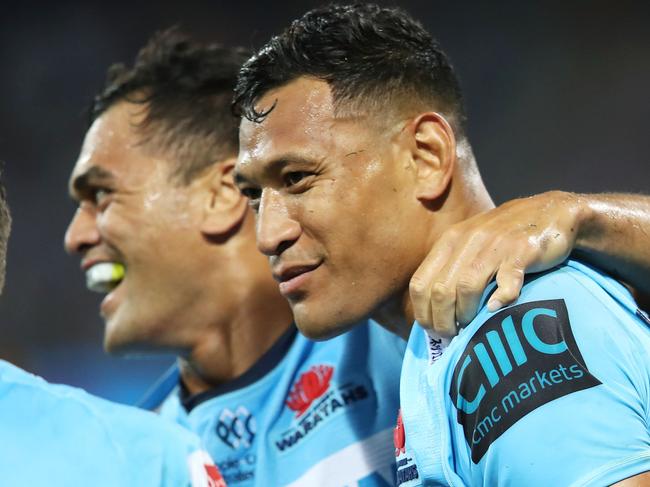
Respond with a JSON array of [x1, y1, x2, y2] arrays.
[[201, 157, 249, 236], [409, 112, 456, 201]]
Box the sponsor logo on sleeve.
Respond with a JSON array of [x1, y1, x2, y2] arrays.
[[274, 364, 371, 452], [449, 299, 601, 463], [394, 410, 421, 486]]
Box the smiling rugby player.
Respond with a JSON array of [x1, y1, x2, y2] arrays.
[[234, 4, 650, 485]]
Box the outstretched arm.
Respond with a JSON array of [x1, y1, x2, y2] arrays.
[[410, 191, 650, 337]]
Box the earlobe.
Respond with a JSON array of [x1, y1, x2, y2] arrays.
[[201, 158, 249, 236], [411, 112, 456, 201]]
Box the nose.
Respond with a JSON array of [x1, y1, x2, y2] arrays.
[[256, 189, 301, 256], [64, 204, 101, 255]]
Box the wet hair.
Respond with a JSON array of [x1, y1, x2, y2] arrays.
[[91, 27, 251, 183], [233, 3, 466, 133], [0, 171, 11, 294]]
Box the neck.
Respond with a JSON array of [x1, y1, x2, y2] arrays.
[[178, 292, 292, 396], [373, 159, 494, 339], [178, 221, 294, 395]]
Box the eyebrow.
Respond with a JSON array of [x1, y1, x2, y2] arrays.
[[70, 166, 115, 198]]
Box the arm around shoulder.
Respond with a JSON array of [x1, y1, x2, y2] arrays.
[[574, 192, 650, 299]]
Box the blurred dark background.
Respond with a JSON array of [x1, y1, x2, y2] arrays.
[[1, 0, 648, 404]]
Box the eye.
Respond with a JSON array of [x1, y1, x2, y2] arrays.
[[283, 171, 312, 187]]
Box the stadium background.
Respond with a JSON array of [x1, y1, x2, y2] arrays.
[[0, 0, 648, 404]]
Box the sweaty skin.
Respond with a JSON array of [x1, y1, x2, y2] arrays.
[[236, 75, 650, 487], [410, 191, 650, 336], [65, 101, 293, 391]]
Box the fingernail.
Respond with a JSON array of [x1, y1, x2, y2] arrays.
[[487, 299, 502, 312]]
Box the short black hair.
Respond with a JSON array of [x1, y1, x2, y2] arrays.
[[233, 3, 466, 133], [0, 171, 11, 294], [92, 28, 251, 183]]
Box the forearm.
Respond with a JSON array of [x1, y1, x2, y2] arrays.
[[574, 193, 650, 296]]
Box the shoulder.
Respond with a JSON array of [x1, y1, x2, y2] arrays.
[[435, 261, 650, 482], [456, 260, 646, 358], [447, 260, 649, 400], [517, 260, 637, 312], [0, 361, 211, 486], [0, 359, 200, 448]]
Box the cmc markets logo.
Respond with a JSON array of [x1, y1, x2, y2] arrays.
[[216, 406, 256, 450], [286, 365, 334, 417], [449, 299, 601, 463], [276, 364, 370, 452]]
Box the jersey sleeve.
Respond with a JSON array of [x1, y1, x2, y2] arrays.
[[108, 406, 227, 487], [446, 263, 650, 486], [0, 360, 227, 487]]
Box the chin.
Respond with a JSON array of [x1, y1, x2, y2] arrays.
[[292, 304, 358, 341], [103, 317, 145, 356], [103, 331, 132, 356]]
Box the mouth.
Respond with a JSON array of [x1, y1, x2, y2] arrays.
[[273, 262, 322, 297], [84, 261, 125, 294]]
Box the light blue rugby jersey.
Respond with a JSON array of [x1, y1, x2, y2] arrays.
[[396, 260, 650, 486], [0, 359, 223, 487], [144, 320, 405, 487]]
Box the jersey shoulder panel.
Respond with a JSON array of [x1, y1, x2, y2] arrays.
[[0, 360, 213, 487], [401, 261, 650, 486]]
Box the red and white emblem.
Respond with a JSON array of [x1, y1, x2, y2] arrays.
[[188, 450, 227, 487], [394, 409, 406, 456], [286, 364, 334, 417]]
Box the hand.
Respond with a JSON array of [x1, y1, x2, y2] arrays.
[[409, 191, 584, 337]]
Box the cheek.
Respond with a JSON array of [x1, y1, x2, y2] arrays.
[[96, 207, 131, 243], [97, 203, 163, 255], [291, 181, 359, 245]]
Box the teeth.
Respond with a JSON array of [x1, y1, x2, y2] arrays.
[[86, 262, 125, 293]]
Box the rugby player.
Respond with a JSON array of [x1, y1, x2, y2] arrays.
[[233, 4, 650, 485], [0, 173, 222, 486], [64, 30, 404, 487]]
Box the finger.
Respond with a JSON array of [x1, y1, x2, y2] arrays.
[[428, 248, 479, 336], [410, 237, 455, 328], [428, 229, 494, 333], [487, 257, 527, 312], [429, 281, 457, 337], [456, 258, 497, 326]]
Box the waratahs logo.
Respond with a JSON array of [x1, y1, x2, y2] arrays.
[[276, 364, 371, 452], [286, 365, 334, 417]]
